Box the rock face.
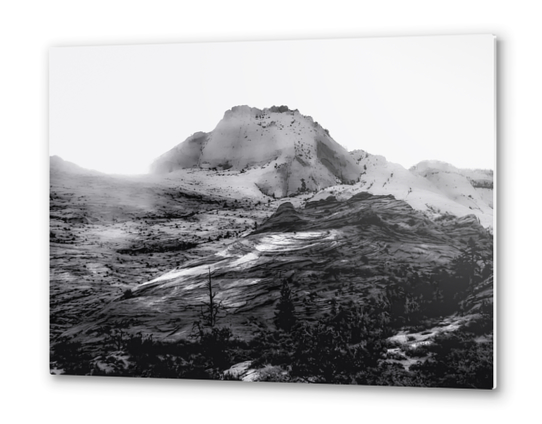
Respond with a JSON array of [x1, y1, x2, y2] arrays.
[[49, 158, 273, 339], [64, 192, 492, 342], [150, 105, 360, 197]]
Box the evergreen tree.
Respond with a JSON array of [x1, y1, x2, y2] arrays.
[[274, 277, 297, 331], [453, 237, 484, 287], [300, 178, 307, 193]]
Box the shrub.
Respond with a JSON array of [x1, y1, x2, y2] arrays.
[[404, 344, 430, 358], [50, 336, 93, 375], [409, 332, 493, 389]]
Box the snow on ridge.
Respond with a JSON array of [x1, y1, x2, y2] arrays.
[[148, 106, 493, 227]]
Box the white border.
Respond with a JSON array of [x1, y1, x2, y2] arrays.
[[2, 1, 539, 423]]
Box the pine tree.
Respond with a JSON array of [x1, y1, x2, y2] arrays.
[[453, 238, 480, 286], [274, 277, 297, 331]]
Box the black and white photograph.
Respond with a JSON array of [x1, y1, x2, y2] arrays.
[[49, 35, 495, 388]]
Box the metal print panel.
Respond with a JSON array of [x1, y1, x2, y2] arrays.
[[49, 35, 496, 388]]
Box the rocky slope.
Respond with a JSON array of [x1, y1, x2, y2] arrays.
[[62, 191, 492, 343], [49, 158, 277, 339]]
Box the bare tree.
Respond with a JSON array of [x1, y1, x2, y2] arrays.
[[197, 268, 224, 330]]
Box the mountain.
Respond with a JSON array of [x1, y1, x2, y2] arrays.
[[150, 106, 493, 228], [150, 105, 360, 197], [50, 108, 494, 386], [410, 160, 493, 212], [311, 151, 494, 228], [50, 155, 103, 176]]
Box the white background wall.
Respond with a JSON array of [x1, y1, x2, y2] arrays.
[[0, 1, 538, 423]]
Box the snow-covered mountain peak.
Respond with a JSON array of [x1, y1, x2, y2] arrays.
[[151, 105, 360, 197], [149, 106, 493, 228]]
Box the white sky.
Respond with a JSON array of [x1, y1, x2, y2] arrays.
[[49, 35, 495, 175]]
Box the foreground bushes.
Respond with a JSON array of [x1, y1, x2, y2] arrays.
[[51, 312, 492, 388], [50, 325, 243, 379], [51, 284, 493, 388], [410, 331, 493, 389]]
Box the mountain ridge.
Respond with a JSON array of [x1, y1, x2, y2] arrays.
[[51, 105, 493, 228]]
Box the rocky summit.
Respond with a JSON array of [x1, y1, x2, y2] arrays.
[[150, 105, 360, 197]]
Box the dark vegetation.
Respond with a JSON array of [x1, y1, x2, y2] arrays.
[[468, 179, 493, 189], [117, 240, 198, 255], [51, 238, 493, 388]]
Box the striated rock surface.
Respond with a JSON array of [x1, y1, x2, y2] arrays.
[[63, 192, 492, 343], [49, 157, 274, 340]]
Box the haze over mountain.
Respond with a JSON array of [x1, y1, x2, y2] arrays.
[[50, 155, 103, 176]]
